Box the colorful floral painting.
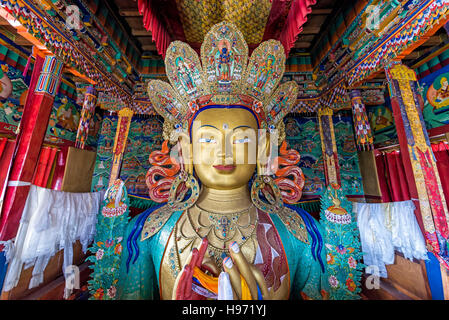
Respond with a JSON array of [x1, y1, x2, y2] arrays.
[[320, 184, 364, 300], [87, 179, 130, 300]]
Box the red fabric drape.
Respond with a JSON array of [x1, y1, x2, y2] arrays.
[[375, 150, 411, 202], [137, 0, 171, 57], [279, 0, 316, 56], [32, 146, 58, 188], [50, 146, 68, 191], [432, 141, 449, 206], [0, 138, 16, 211], [375, 151, 391, 202]]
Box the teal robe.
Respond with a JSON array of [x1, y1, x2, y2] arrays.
[[117, 206, 329, 300]]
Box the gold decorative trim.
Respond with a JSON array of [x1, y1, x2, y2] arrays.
[[141, 205, 175, 241], [277, 207, 309, 244]]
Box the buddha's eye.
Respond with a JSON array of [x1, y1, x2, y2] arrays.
[[233, 137, 251, 144], [198, 137, 217, 144]]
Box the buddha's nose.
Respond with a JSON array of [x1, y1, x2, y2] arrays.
[[217, 134, 233, 165]]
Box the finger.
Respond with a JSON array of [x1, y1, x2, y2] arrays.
[[196, 237, 208, 267], [173, 249, 195, 300], [174, 265, 189, 300], [223, 256, 241, 299], [183, 265, 194, 300], [250, 265, 271, 300], [189, 248, 199, 268], [218, 272, 234, 300], [229, 241, 258, 300]]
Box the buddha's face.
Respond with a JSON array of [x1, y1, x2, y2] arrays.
[[190, 107, 261, 190]]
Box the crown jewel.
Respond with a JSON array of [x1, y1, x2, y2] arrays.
[[147, 21, 298, 140]]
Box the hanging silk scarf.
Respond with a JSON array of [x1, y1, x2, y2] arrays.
[[354, 200, 428, 278], [1, 185, 102, 296]]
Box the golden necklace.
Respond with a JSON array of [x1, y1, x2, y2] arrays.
[[178, 204, 258, 268]]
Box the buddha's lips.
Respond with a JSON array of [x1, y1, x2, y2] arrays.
[[213, 165, 236, 171]]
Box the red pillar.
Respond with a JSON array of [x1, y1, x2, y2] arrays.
[[0, 55, 64, 241]]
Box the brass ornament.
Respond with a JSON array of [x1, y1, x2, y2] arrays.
[[167, 170, 200, 212], [277, 207, 309, 244], [147, 21, 299, 142], [250, 175, 284, 214], [141, 205, 176, 241], [180, 204, 259, 270]]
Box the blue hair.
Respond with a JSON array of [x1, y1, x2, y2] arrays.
[[285, 204, 325, 273], [126, 204, 165, 273]]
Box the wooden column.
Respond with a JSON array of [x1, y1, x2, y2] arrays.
[[108, 107, 133, 187], [75, 86, 98, 149], [0, 55, 64, 241], [317, 107, 341, 186], [385, 63, 449, 269]]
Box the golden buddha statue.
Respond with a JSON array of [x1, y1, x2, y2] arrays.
[[88, 22, 362, 300]]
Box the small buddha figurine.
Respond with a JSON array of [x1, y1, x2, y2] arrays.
[[90, 22, 361, 300]]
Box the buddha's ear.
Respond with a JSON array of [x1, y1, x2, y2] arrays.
[[177, 132, 193, 174]]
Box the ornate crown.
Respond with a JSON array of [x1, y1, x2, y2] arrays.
[[147, 21, 298, 143]]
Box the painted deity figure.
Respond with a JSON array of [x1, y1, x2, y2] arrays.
[[217, 45, 231, 82], [435, 77, 449, 107], [176, 57, 195, 92], [256, 55, 275, 90], [115, 106, 329, 300], [89, 22, 361, 301]]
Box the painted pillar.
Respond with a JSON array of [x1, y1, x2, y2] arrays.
[[317, 107, 341, 186], [108, 107, 133, 187], [0, 55, 64, 241], [385, 63, 449, 269], [350, 89, 374, 151], [75, 86, 98, 149]]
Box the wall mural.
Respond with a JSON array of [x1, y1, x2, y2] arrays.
[[367, 101, 398, 146], [284, 114, 364, 197], [420, 64, 449, 129], [91, 115, 117, 192], [0, 61, 29, 134], [284, 115, 325, 197], [46, 94, 80, 142], [119, 116, 163, 196], [333, 115, 364, 196]]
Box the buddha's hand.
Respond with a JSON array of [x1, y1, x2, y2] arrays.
[[221, 241, 272, 300], [173, 237, 220, 300], [173, 239, 271, 300]]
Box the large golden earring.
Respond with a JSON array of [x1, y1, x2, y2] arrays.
[[167, 170, 199, 211], [251, 161, 284, 214], [167, 141, 199, 211]]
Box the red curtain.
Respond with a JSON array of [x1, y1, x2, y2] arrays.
[[375, 150, 411, 202], [432, 141, 449, 206], [32, 146, 58, 188], [0, 137, 16, 207], [50, 146, 68, 191]]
